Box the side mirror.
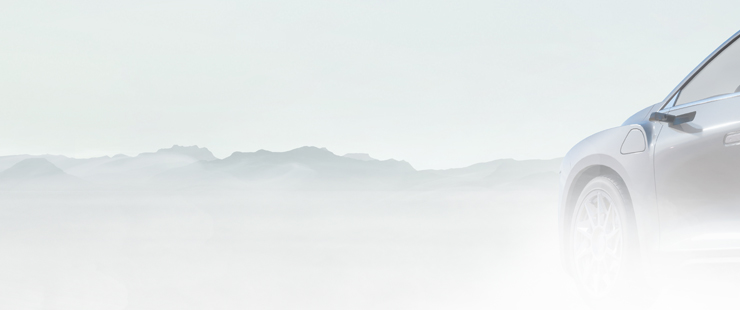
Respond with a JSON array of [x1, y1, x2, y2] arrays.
[[649, 111, 696, 126]]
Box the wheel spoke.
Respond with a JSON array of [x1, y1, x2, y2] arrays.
[[572, 183, 626, 297], [575, 243, 591, 259], [596, 192, 607, 227], [577, 216, 592, 228], [604, 201, 619, 229], [583, 197, 599, 228], [576, 227, 593, 241]]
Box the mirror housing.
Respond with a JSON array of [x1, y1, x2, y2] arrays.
[[650, 111, 696, 126]]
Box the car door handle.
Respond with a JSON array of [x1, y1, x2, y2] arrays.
[[650, 111, 696, 125], [725, 131, 740, 146]]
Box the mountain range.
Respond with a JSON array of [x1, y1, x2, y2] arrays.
[[0, 146, 561, 191]]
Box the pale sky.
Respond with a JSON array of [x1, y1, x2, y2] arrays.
[[1, 1, 738, 169]]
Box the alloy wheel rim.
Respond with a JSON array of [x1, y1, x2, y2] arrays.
[[572, 189, 624, 297]]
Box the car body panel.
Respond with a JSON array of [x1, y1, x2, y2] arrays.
[[560, 30, 740, 276], [655, 94, 740, 251]]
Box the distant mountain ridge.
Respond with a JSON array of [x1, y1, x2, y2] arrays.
[[343, 153, 377, 161], [156, 146, 418, 190], [0, 146, 561, 191], [0, 158, 66, 179], [0, 158, 87, 190], [141, 145, 217, 161]]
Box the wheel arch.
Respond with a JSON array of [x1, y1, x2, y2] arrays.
[[565, 165, 633, 221], [561, 163, 639, 275]]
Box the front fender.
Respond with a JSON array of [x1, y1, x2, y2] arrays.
[[559, 121, 662, 275]]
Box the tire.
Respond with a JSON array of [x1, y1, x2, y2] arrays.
[[569, 175, 653, 309]]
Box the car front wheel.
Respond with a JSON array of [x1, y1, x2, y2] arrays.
[[570, 175, 653, 308]]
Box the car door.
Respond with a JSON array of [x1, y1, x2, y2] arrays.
[[655, 37, 740, 251]]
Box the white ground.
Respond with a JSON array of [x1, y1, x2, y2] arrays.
[[1, 189, 739, 309]]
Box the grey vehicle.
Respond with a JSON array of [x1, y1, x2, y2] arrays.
[[559, 30, 740, 306]]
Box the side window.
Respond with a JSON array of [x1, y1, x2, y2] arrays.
[[677, 39, 740, 106]]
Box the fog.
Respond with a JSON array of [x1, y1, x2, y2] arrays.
[[6, 192, 740, 309], [2, 148, 740, 309], [0, 147, 580, 309], [0, 189, 567, 309]]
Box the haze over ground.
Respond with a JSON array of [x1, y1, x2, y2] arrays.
[[0, 145, 574, 309], [1, 148, 737, 309]]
